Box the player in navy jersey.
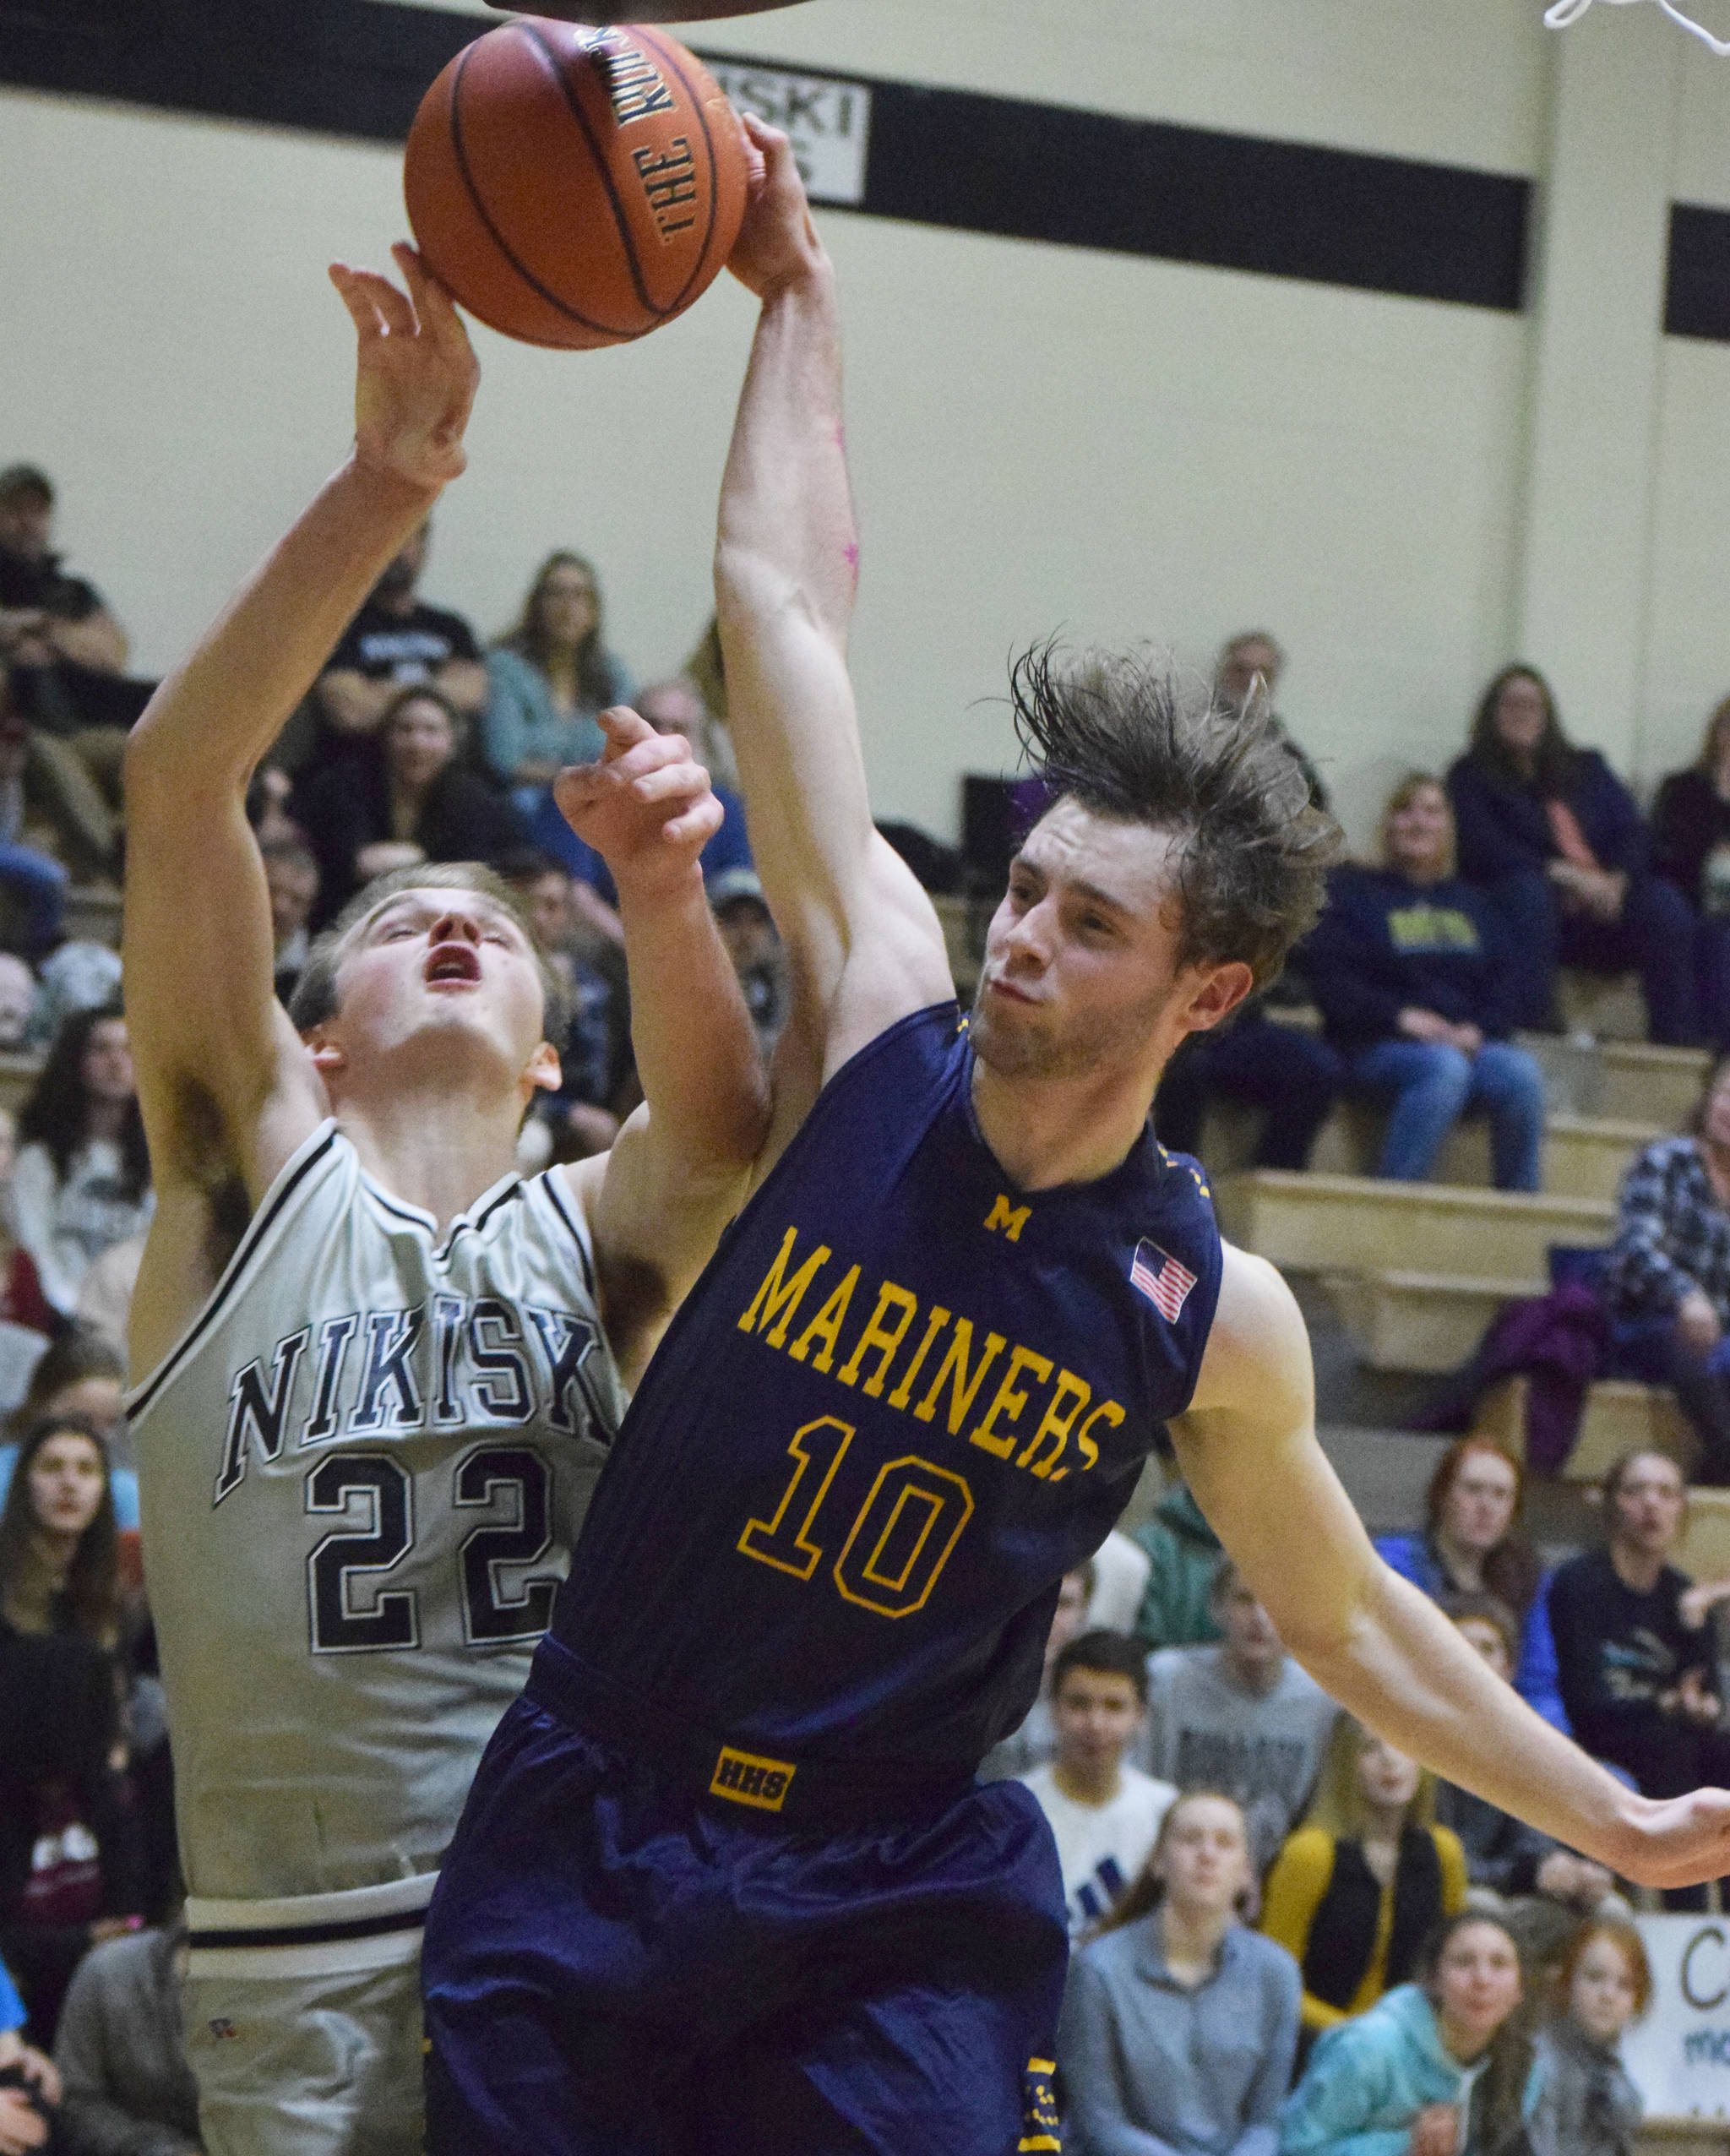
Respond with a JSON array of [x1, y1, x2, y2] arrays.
[[422, 122, 1730, 2155]]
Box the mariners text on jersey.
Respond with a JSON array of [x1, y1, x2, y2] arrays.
[[548, 1003, 1223, 1775]]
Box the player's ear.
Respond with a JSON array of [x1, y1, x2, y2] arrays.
[[1179, 960, 1254, 1036], [305, 1026, 345, 1079], [526, 1039, 563, 1097]]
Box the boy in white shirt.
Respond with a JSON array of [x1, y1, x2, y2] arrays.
[[1020, 1631, 1177, 1936]]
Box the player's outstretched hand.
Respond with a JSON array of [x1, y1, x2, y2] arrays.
[[728, 114, 825, 301], [553, 709, 723, 900], [1620, 1784, 1730, 1888], [329, 242, 479, 493]]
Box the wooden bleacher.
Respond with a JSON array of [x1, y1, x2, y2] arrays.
[[1203, 992, 1714, 1483]]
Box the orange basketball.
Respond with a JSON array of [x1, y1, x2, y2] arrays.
[[404, 19, 748, 351]]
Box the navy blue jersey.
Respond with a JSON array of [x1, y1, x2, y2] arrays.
[[552, 1003, 1223, 1770]]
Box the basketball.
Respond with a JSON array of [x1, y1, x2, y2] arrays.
[[404, 19, 749, 351]]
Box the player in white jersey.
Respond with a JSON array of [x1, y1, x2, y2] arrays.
[[120, 246, 770, 2156]]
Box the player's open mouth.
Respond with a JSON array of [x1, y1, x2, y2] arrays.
[[425, 945, 482, 986]]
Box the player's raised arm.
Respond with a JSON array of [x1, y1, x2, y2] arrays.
[[557, 710, 770, 1386], [1172, 1243, 1730, 1891], [716, 121, 952, 1147], [124, 247, 477, 1367]]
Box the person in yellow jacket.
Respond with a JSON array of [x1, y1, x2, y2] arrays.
[[1261, 1716, 1467, 2034]]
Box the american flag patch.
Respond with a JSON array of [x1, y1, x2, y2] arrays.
[[1129, 1239, 1198, 1322]]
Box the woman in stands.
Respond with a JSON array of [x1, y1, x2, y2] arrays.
[[1604, 1054, 1730, 1478], [1280, 1912, 1535, 2156], [1447, 664, 1703, 1043], [1303, 773, 1547, 1190], [0, 1416, 144, 2045], [291, 684, 528, 928], [1058, 1791, 1300, 2156], [1374, 1436, 1568, 1729], [481, 551, 636, 810], [13, 1003, 151, 1324], [1549, 1449, 1730, 1907], [1259, 1718, 1467, 2041], [1528, 1919, 1648, 2156]]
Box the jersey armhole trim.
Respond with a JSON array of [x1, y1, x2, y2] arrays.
[[540, 1172, 598, 1301], [125, 1122, 342, 1424]]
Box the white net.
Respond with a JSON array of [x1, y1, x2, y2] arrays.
[[1545, 0, 1730, 55]]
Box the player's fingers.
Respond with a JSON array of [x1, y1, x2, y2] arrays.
[[391, 242, 471, 357], [333, 264, 416, 339], [628, 759, 711, 807], [662, 795, 725, 847], [329, 264, 389, 339], [597, 705, 656, 758]]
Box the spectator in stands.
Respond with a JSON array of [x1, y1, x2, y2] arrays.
[[1374, 1436, 1568, 1729], [311, 519, 485, 755], [1654, 696, 1730, 920], [261, 839, 320, 1008], [27, 946, 120, 1058], [980, 1561, 1095, 1782], [1280, 1912, 1533, 2156], [1133, 1476, 1226, 1651], [498, 851, 624, 1165], [1548, 1450, 1730, 1892], [1144, 1558, 1339, 1876], [0, 466, 145, 849], [0, 1417, 123, 1653], [1058, 1792, 1300, 2156], [1528, 1919, 1648, 2156], [1214, 631, 1330, 813], [482, 553, 635, 810], [639, 679, 752, 875], [1153, 1015, 1344, 1175], [53, 1918, 199, 2156], [1448, 664, 1702, 1042], [1020, 1631, 1177, 1936], [1602, 1054, 1730, 1478], [1260, 1718, 1468, 2036], [0, 1612, 144, 2046], [13, 1006, 151, 1325], [1434, 1592, 1620, 1960], [0, 710, 64, 962], [292, 686, 529, 928], [0, 656, 117, 893], [0, 1951, 60, 2156], [0, 964, 34, 1055], [0, 1332, 135, 1536], [1305, 775, 1546, 1190], [710, 868, 789, 1057]]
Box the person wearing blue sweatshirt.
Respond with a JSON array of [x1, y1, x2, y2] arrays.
[[1373, 1436, 1570, 1734], [1303, 775, 1547, 1189], [1281, 1914, 1536, 2156], [1446, 664, 1703, 1043]]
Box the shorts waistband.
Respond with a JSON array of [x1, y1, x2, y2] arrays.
[[525, 1636, 976, 1830], [186, 1869, 437, 1952]]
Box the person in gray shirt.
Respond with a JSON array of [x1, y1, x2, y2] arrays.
[[52, 1924, 200, 2156], [1143, 1559, 1338, 1876], [1058, 1790, 1300, 2156]]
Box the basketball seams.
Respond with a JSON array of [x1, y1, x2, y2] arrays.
[[443, 35, 634, 345], [517, 21, 663, 325], [634, 25, 729, 318]]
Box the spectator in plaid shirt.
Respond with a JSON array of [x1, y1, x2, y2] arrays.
[[1604, 1057, 1730, 1479]]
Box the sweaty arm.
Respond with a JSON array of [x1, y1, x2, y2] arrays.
[[559, 712, 770, 1387], [124, 247, 479, 1375], [1169, 1242, 1730, 1890], [716, 122, 952, 1167]]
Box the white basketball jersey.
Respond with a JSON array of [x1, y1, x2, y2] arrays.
[[128, 1120, 626, 1902]]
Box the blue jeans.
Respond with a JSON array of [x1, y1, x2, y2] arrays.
[[1482, 869, 1706, 1043], [0, 842, 66, 957], [1349, 1038, 1546, 1190]]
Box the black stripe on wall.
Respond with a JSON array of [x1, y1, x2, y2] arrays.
[[1, 0, 1531, 312], [1666, 203, 1730, 340]]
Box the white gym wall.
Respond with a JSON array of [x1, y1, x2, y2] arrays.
[[1, 0, 1727, 850]]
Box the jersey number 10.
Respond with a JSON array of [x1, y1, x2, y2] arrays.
[[737, 1417, 974, 1619]]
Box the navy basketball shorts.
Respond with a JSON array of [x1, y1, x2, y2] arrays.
[[422, 1642, 1069, 2156]]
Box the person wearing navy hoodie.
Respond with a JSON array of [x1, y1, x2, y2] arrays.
[[1303, 774, 1547, 1189], [1447, 665, 1703, 1042]]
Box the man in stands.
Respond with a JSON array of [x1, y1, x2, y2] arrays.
[[1020, 1632, 1177, 1936], [1144, 1556, 1338, 1875], [312, 518, 485, 752]]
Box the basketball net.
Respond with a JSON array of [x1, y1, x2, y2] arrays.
[[1545, 0, 1730, 55]]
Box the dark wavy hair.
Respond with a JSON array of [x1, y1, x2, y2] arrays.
[[1466, 664, 1580, 798], [18, 1000, 150, 1202], [502, 551, 617, 710], [1419, 1912, 1532, 2156], [0, 1412, 120, 1645], [1008, 643, 1340, 989]]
